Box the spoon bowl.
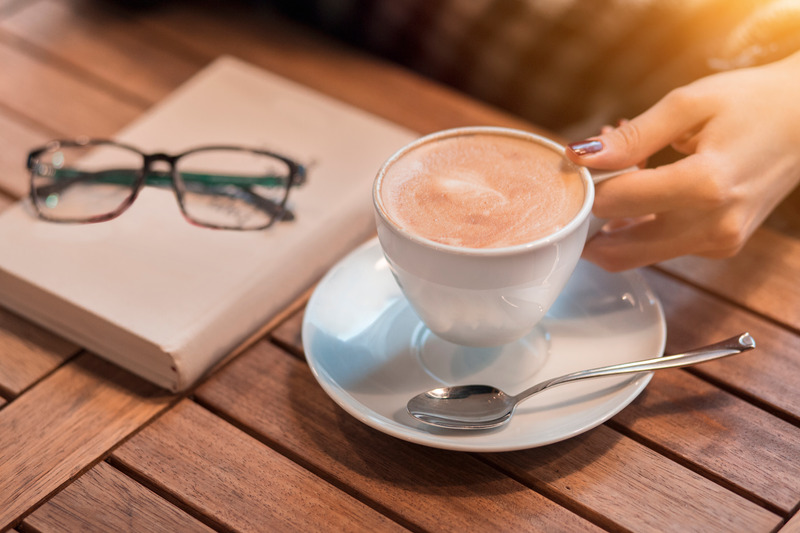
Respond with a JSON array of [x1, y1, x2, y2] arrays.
[[408, 332, 755, 430]]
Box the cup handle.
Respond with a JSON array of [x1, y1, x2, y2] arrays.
[[586, 166, 638, 238]]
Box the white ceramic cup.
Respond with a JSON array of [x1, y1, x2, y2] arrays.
[[373, 126, 615, 347]]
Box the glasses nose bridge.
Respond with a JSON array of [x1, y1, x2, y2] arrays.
[[144, 152, 178, 168], [143, 152, 180, 182]]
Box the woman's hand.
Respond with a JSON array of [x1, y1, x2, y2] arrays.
[[566, 50, 800, 271]]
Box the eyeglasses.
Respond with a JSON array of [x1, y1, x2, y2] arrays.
[[26, 138, 307, 230]]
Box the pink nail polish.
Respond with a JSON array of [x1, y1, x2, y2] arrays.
[[568, 139, 603, 156]]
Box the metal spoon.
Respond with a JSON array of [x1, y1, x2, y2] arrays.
[[407, 332, 756, 430]]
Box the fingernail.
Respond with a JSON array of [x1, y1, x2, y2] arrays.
[[568, 139, 604, 156]]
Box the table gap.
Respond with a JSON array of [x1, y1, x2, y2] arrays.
[[604, 417, 785, 518], [268, 336, 306, 362], [651, 265, 800, 336], [470, 452, 624, 533], [784, 502, 800, 530], [189, 395, 422, 533], [0, 27, 151, 111], [0, 349, 82, 401], [684, 367, 800, 428], [24, 391, 223, 531], [9, 423, 152, 531], [2, 389, 182, 530], [102, 456, 233, 533]]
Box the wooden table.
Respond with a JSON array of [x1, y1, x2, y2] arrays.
[[1, 1, 799, 531]]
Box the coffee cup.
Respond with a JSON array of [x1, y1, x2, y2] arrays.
[[373, 126, 617, 347]]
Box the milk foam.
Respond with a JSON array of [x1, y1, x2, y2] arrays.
[[379, 133, 585, 248]]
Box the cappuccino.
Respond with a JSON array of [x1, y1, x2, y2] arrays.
[[378, 132, 584, 248]]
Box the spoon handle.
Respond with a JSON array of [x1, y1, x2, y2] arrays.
[[513, 332, 755, 403]]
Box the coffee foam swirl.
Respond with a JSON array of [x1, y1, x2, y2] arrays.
[[379, 133, 585, 249]]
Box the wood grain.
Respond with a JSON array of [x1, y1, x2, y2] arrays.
[[611, 369, 800, 514], [0, 108, 49, 198], [0, 38, 142, 138], [1, 0, 201, 107], [23, 461, 213, 533], [658, 227, 800, 331], [0, 0, 797, 530], [273, 269, 800, 513], [482, 425, 781, 533], [0, 307, 78, 397], [112, 399, 410, 533], [130, 0, 538, 136], [643, 269, 800, 419], [0, 354, 174, 531], [246, 278, 792, 529], [194, 341, 603, 533]]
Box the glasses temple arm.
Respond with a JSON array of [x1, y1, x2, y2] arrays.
[[192, 184, 294, 221]]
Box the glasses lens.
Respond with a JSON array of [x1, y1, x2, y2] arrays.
[[175, 148, 293, 230], [30, 142, 142, 222]]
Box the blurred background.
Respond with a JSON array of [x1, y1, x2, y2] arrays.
[[1, 0, 798, 235]]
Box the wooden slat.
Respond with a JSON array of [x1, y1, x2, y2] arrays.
[[0, 39, 142, 138], [258, 267, 800, 419], [643, 269, 800, 419], [0, 307, 78, 397], [1, 0, 201, 107], [0, 354, 173, 531], [111, 399, 410, 533], [268, 307, 305, 358], [227, 310, 788, 530], [194, 341, 603, 532], [0, 108, 49, 198], [23, 461, 213, 533], [267, 276, 800, 512], [482, 425, 781, 533], [262, 267, 800, 423], [658, 227, 800, 331], [130, 1, 538, 136], [780, 512, 800, 533], [611, 369, 800, 514]]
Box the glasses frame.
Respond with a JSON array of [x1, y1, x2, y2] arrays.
[[27, 138, 307, 230]]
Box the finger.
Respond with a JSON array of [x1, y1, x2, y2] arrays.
[[591, 154, 717, 219], [566, 87, 714, 169], [583, 203, 751, 271], [582, 213, 701, 271], [671, 126, 704, 155], [613, 120, 649, 167]]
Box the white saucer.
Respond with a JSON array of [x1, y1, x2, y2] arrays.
[[302, 238, 666, 452]]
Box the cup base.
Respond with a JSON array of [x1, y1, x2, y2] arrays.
[[411, 324, 551, 389]]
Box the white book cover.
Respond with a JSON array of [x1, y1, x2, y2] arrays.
[[0, 56, 416, 391]]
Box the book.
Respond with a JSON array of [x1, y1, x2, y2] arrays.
[[0, 56, 416, 391]]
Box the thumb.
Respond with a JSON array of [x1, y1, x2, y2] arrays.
[[565, 89, 712, 169]]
